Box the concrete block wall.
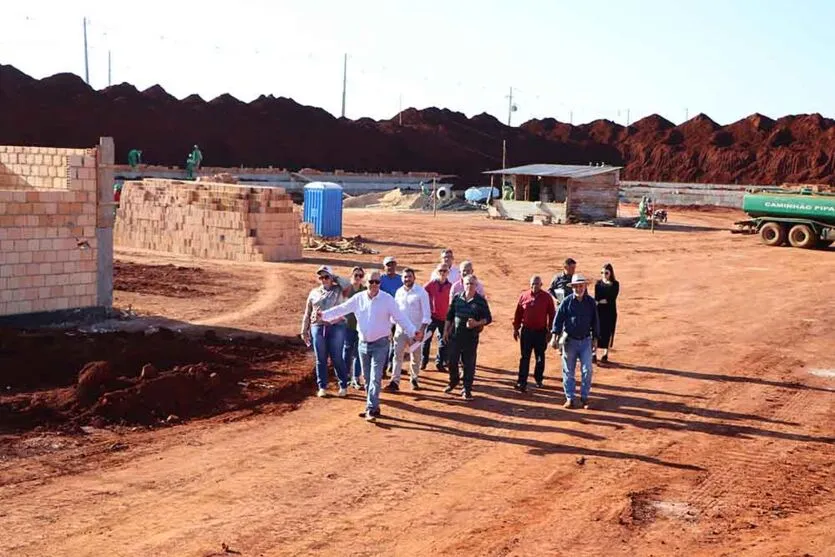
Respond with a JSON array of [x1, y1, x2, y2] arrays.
[[0, 146, 91, 190], [114, 179, 302, 262], [0, 142, 114, 318]]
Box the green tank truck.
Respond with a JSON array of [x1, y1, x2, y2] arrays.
[[735, 189, 835, 249]]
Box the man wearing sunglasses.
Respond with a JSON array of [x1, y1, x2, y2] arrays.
[[319, 271, 422, 422]]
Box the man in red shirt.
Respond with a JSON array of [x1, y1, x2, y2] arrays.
[[512, 274, 556, 392], [422, 263, 452, 371]]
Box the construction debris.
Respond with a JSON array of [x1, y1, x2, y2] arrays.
[[304, 235, 379, 255]]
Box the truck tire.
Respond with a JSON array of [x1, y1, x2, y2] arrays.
[[759, 222, 786, 246], [788, 224, 816, 249]]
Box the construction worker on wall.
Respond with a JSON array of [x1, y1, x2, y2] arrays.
[[127, 148, 142, 171]]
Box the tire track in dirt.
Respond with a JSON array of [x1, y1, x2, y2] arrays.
[[193, 266, 282, 327]]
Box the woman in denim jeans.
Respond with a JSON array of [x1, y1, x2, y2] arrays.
[[341, 266, 367, 390], [301, 265, 350, 397]]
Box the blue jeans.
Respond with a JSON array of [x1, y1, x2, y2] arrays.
[[342, 328, 363, 381], [562, 336, 594, 401], [311, 322, 349, 389], [359, 337, 389, 413]]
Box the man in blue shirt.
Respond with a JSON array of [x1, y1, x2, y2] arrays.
[[379, 256, 403, 373], [550, 273, 599, 410]]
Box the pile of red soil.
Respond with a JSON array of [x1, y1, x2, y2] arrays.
[[114, 261, 223, 298], [3, 64, 835, 185], [0, 327, 311, 432]]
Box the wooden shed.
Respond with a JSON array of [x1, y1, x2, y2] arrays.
[[484, 164, 621, 223]]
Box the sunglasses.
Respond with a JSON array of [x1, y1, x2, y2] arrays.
[[318, 275, 331, 280], [368, 279, 381, 284], [601, 270, 610, 274], [353, 273, 364, 278]]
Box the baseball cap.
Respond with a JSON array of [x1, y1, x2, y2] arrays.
[[316, 265, 333, 276], [383, 256, 397, 265]]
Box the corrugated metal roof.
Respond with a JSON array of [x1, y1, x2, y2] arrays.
[[483, 164, 621, 179]]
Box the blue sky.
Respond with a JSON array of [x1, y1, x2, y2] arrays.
[[1, 0, 833, 126]]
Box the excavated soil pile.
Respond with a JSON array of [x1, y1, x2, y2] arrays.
[[0, 328, 311, 433], [114, 261, 226, 298], [4, 63, 835, 184]]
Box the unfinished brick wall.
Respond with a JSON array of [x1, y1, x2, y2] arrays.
[[114, 179, 302, 262], [0, 142, 113, 318]]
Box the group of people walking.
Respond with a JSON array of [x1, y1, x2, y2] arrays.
[[301, 250, 619, 422]]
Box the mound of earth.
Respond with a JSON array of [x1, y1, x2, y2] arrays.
[[0, 328, 311, 432]]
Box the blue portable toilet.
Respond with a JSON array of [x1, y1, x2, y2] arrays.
[[303, 181, 343, 238]]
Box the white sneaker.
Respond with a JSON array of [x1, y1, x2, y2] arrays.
[[337, 387, 348, 397], [317, 388, 327, 398]]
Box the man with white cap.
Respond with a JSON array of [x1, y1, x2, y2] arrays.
[[379, 255, 403, 374], [550, 273, 599, 409], [388, 267, 431, 391], [319, 270, 422, 422], [301, 265, 350, 397]]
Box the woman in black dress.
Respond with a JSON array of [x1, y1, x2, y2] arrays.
[[593, 263, 619, 363]]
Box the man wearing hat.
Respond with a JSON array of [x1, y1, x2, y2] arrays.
[[379, 256, 403, 374], [548, 258, 577, 304], [300, 265, 350, 398], [550, 273, 599, 409]]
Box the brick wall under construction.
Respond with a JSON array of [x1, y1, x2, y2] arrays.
[[0, 139, 115, 319], [114, 179, 302, 262]]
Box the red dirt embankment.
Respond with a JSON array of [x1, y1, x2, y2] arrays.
[[0, 328, 311, 432], [4, 64, 835, 185]]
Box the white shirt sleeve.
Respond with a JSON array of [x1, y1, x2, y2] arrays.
[[321, 293, 359, 322], [419, 286, 431, 325], [388, 294, 416, 337]]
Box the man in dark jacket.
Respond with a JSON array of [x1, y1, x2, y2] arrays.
[[548, 257, 577, 303]]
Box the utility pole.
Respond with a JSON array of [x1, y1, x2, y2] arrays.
[[83, 17, 90, 84], [627, 108, 631, 126], [501, 139, 507, 192], [685, 107, 689, 121], [398, 94, 403, 126], [506, 87, 517, 126], [341, 53, 347, 118], [108, 50, 112, 86], [570, 110, 574, 125]]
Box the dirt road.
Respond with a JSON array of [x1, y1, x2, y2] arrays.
[[3, 209, 835, 556]]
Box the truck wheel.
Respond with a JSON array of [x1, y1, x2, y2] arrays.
[[759, 222, 786, 246], [788, 224, 816, 249]]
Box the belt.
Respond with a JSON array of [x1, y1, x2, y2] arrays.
[[567, 335, 590, 341]]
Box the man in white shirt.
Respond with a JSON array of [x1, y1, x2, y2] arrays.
[[389, 267, 431, 391], [320, 271, 422, 422], [441, 248, 461, 285]]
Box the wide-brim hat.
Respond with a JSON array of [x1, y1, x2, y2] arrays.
[[569, 273, 589, 285]]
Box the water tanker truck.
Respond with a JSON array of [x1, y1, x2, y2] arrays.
[[736, 190, 835, 249]]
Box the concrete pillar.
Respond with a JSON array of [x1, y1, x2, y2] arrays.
[[96, 136, 115, 308]]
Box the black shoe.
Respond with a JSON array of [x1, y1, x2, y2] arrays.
[[443, 384, 456, 394], [514, 383, 527, 393], [601, 354, 609, 363], [435, 362, 446, 372], [385, 382, 399, 392], [359, 409, 382, 419], [410, 378, 420, 390], [420, 360, 428, 371], [535, 381, 544, 389], [462, 390, 474, 401]]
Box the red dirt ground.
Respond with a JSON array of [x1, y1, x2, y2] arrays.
[[1, 208, 834, 557], [114, 261, 228, 298]]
